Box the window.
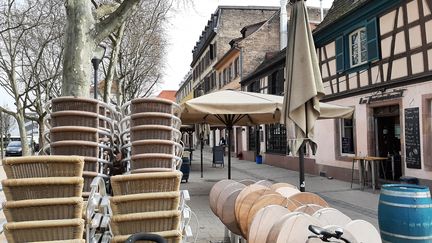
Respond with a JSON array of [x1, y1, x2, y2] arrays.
[[266, 124, 287, 154], [349, 28, 367, 67], [340, 118, 355, 154], [248, 80, 260, 93], [335, 18, 379, 73]]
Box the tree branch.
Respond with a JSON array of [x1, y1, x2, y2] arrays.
[[94, 0, 140, 44]]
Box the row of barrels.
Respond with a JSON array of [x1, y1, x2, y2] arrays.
[[210, 179, 381, 243]]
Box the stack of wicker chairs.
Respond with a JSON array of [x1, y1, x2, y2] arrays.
[[109, 98, 185, 242], [1, 156, 85, 242], [43, 96, 121, 197], [120, 98, 183, 171]]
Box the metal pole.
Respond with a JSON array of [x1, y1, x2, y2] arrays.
[[188, 132, 193, 163], [227, 125, 233, 179], [299, 141, 305, 192], [93, 69, 97, 99], [200, 138, 204, 178]]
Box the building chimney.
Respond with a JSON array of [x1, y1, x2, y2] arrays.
[[280, 0, 288, 50]]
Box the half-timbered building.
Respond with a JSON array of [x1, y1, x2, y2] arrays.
[[241, 0, 432, 186]]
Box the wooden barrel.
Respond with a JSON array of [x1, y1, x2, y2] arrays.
[[216, 182, 246, 235], [248, 205, 291, 243], [378, 184, 432, 242], [209, 180, 236, 215]]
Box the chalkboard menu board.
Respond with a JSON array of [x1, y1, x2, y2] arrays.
[[342, 137, 352, 154], [404, 107, 421, 169]]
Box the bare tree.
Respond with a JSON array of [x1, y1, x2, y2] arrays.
[[0, 0, 63, 155], [62, 0, 143, 97], [115, 0, 170, 105], [0, 110, 16, 159]]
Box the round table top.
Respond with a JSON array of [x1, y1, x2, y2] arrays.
[[248, 205, 291, 243]]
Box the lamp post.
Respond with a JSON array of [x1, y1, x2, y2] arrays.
[[91, 44, 107, 99]]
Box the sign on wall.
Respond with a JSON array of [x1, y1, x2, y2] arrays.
[[404, 107, 421, 169]]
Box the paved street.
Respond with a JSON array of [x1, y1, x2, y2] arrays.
[[0, 151, 380, 243], [181, 149, 380, 243]]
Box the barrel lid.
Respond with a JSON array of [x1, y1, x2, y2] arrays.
[[381, 184, 431, 197]]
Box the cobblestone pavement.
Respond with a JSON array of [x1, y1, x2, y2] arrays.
[[180, 149, 379, 243]]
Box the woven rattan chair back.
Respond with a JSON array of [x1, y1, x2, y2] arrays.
[[3, 156, 84, 179], [4, 218, 85, 243], [2, 177, 84, 201], [4, 197, 84, 222], [110, 191, 180, 215], [111, 210, 181, 236], [111, 171, 181, 195]]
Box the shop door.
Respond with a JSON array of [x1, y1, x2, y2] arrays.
[[374, 105, 402, 180]]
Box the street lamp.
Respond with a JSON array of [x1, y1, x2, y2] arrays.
[[91, 44, 107, 99]]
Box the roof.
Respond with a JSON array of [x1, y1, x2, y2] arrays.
[[314, 0, 370, 33], [156, 90, 177, 102], [240, 21, 266, 38]]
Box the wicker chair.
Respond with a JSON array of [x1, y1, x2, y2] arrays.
[[4, 218, 85, 243], [4, 197, 83, 222], [129, 112, 181, 129], [49, 140, 99, 158], [2, 177, 84, 201], [129, 125, 181, 142], [111, 230, 182, 243], [130, 153, 182, 171], [131, 140, 183, 156], [50, 96, 99, 113], [110, 191, 180, 215], [3, 156, 84, 179], [111, 171, 181, 196], [111, 210, 181, 236], [122, 98, 181, 117], [48, 111, 99, 128]]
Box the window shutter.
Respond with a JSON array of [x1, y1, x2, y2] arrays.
[[335, 36, 345, 73], [367, 18, 379, 62]]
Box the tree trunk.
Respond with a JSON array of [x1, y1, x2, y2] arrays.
[[16, 112, 30, 156], [38, 117, 45, 152], [104, 23, 125, 103], [62, 0, 96, 97]]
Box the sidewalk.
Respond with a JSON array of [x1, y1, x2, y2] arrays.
[[180, 149, 379, 243]]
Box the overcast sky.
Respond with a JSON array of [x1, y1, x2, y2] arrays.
[[161, 0, 334, 91]]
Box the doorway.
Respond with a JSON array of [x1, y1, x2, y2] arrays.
[[374, 105, 402, 180]]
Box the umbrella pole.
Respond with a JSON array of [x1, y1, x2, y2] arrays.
[[299, 141, 306, 192], [227, 125, 233, 179], [188, 131, 193, 164], [200, 138, 204, 178]]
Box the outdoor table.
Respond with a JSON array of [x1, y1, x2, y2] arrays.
[[352, 156, 388, 190], [364, 156, 388, 190]]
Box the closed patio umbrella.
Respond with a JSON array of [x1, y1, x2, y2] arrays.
[[282, 0, 325, 192], [181, 90, 283, 179]]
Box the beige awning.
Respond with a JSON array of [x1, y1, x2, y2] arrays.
[[180, 90, 283, 126]]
